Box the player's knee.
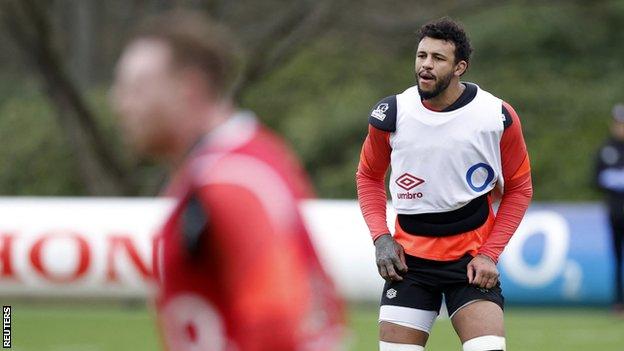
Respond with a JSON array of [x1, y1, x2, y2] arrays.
[[379, 341, 425, 351], [462, 335, 505, 351]]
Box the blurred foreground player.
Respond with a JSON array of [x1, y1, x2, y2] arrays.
[[356, 18, 532, 350], [112, 12, 343, 351], [595, 104, 624, 315]]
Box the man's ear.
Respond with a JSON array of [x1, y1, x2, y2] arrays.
[[455, 60, 468, 77]]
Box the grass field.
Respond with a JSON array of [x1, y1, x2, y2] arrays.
[[7, 303, 624, 350]]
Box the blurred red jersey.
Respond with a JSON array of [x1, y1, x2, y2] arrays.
[[154, 112, 344, 351]]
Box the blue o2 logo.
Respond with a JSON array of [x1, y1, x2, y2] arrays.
[[466, 163, 495, 192]]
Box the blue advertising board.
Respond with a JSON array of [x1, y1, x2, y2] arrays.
[[498, 204, 615, 305]]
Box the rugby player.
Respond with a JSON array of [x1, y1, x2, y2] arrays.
[[112, 12, 344, 351], [356, 18, 532, 351]]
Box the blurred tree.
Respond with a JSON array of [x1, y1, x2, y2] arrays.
[[0, 0, 132, 195], [0, 0, 344, 195], [0, 0, 618, 201]]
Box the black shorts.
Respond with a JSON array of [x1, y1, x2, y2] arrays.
[[380, 254, 504, 317]]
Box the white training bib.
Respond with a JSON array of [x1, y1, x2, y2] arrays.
[[389, 85, 505, 214]]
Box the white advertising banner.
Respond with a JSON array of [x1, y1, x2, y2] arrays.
[[0, 198, 612, 305], [0, 198, 390, 301]]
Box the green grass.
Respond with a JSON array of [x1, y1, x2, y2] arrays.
[[10, 303, 160, 351], [350, 305, 624, 350], [7, 303, 624, 350]]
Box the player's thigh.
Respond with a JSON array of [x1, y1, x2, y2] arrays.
[[444, 277, 505, 342], [379, 321, 429, 346], [609, 216, 624, 251], [379, 279, 441, 345], [450, 300, 504, 343]]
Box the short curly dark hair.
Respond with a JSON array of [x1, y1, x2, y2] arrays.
[[417, 17, 472, 65]]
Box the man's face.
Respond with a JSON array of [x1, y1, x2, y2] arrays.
[[415, 37, 464, 100], [111, 39, 184, 158]]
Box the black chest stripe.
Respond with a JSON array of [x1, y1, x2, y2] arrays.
[[397, 194, 490, 236]]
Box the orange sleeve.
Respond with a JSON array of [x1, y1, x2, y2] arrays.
[[500, 101, 531, 181], [356, 125, 392, 241], [198, 183, 307, 351], [478, 102, 533, 262]]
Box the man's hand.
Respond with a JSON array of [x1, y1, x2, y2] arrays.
[[374, 234, 408, 281], [467, 254, 499, 289]]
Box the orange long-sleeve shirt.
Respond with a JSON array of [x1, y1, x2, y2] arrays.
[[356, 101, 532, 262]]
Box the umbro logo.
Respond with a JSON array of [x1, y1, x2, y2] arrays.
[[386, 288, 397, 299], [395, 173, 424, 191]]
